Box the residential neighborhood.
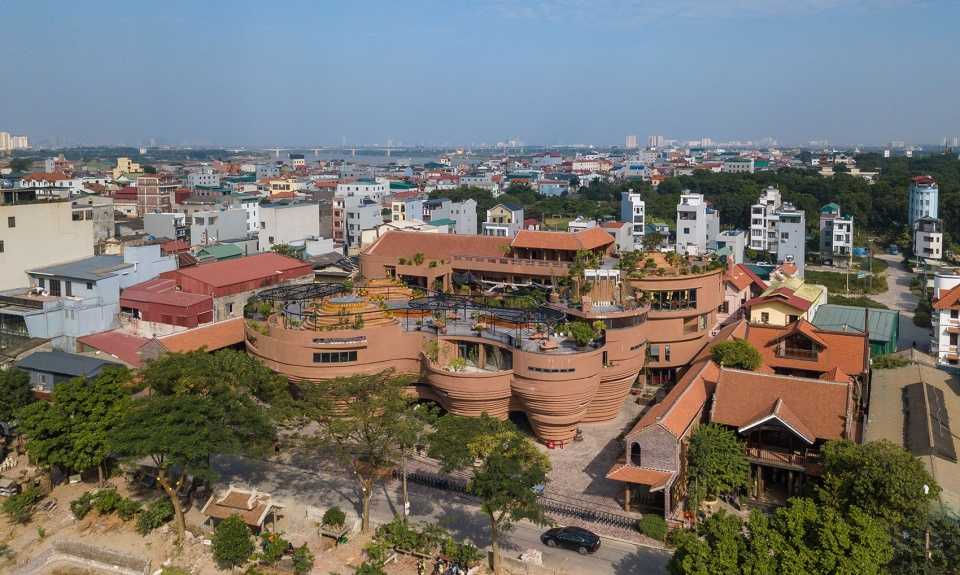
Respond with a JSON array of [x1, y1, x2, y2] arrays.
[[1, 2, 960, 575]]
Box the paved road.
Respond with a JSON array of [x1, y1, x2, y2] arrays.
[[212, 454, 670, 575], [869, 253, 929, 351]]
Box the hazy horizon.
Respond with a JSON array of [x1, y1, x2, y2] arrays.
[[2, 0, 958, 148]]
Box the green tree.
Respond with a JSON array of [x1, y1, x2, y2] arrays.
[[643, 231, 664, 253], [7, 157, 32, 173], [300, 371, 415, 533], [112, 394, 274, 546], [686, 424, 748, 508], [561, 320, 599, 347], [212, 514, 254, 569], [429, 415, 551, 575], [669, 502, 893, 575], [711, 340, 762, 370], [270, 243, 297, 258], [0, 368, 34, 423], [820, 439, 939, 532], [17, 368, 131, 483]]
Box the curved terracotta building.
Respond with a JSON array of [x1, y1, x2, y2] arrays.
[[246, 231, 726, 443], [628, 254, 724, 385], [246, 279, 649, 442]]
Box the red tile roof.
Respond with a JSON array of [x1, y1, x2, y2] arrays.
[[933, 283, 960, 310], [725, 264, 754, 292], [120, 278, 212, 308], [629, 358, 719, 439], [157, 318, 244, 353], [23, 171, 70, 182], [737, 264, 767, 292], [160, 239, 191, 255], [169, 253, 312, 289], [601, 221, 626, 229], [711, 369, 851, 442], [77, 330, 152, 368], [746, 286, 812, 312], [745, 321, 868, 377], [511, 226, 614, 252], [363, 230, 511, 260], [605, 465, 671, 491]]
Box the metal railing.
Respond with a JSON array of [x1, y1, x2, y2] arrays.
[[746, 446, 820, 469], [775, 346, 818, 361]]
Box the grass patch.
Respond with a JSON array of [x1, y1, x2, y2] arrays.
[[827, 295, 890, 309], [542, 217, 570, 231], [854, 257, 888, 274], [806, 269, 888, 295]]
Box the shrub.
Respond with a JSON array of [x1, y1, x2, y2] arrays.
[[160, 568, 191, 575], [636, 515, 668, 541], [93, 489, 122, 515], [71, 492, 96, 520], [2, 487, 42, 524], [356, 562, 386, 575], [443, 538, 483, 567], [136, 498, 174, 535], [291, 544, 315, 575], [258, 531, 289, 565], [213, 515, 254, 569], [323, 506, 346, 528], [873, 354, 910, 369], [116, 497, 142, 521]]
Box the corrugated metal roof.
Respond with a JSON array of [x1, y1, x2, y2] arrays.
[[28, 255, 133, 281], [17, 350, 121, 377], [812, 304, 899, 341]]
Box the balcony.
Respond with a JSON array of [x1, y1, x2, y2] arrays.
[[775, 345, 818, 361], [746, 445, 822, 474]]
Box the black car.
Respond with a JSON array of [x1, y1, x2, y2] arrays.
[[540, 526, 601, 554]]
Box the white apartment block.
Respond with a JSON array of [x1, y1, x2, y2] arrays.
[[931, 272, 960, 367], [186, 164, 220, 188], [336, 179, 386, 204], [819, 203, 854, 263], [675, 192, 719, 256], [619, 191, 645, 249], [749, 186, 783, 252], [258, 201, 321, 252], [914, 217, 943, 261]]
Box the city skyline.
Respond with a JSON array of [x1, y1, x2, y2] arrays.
[[1, 0, 958, 147]]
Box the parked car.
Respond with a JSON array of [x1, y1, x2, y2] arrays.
[[540, 526, 601, 554], [887, 244, 901, 255]]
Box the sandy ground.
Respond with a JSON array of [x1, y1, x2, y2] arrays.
[[0, 473, 441, 575]]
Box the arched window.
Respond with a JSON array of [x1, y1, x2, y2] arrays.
[[631, 442, 642, 466]]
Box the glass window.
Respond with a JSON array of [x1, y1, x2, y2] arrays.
[[313, 350, 358, 363]]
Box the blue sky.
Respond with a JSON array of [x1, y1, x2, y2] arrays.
[[1, 0, 957, 147]]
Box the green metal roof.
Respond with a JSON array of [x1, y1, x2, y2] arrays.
[[812, 304, 899, 342], [390, 181, 416, 190], [196, 244, 243, 260], [821, 202, 841, 213], [429, 218, 456, 226]]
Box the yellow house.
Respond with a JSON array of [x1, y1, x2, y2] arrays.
[[111, 157, 142, 180], [748, 276, 827, 326]]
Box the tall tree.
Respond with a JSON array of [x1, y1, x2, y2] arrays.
[[17, 367, 131, 482], [711, 340, 762, 370], [429, 415, 551, 575], [686, 424, 749, 509], [820, 439, 939, 533], [301, 370, 415, 533], [112, 394, 273, 546], [0, 368, 34, 424]]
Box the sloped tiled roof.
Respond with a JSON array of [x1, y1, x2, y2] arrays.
[[511, 226, 614, 252], [934, 283, 960, 310], [157, 318, 244, 353], [746, 321, 868, 376], [364, 230, 511, 260], [628, 358, 719, 439], [605, 465, 672, 491], [711, 368, 851, 442]]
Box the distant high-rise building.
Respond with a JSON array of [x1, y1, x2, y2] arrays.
[[648, 135, 664, 148], [625, 135, 639, 149], [951, 136, 959, 148], [908, 175, 939, 227]]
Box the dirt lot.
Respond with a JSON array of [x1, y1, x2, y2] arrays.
[[0, 473, 446, 574]]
